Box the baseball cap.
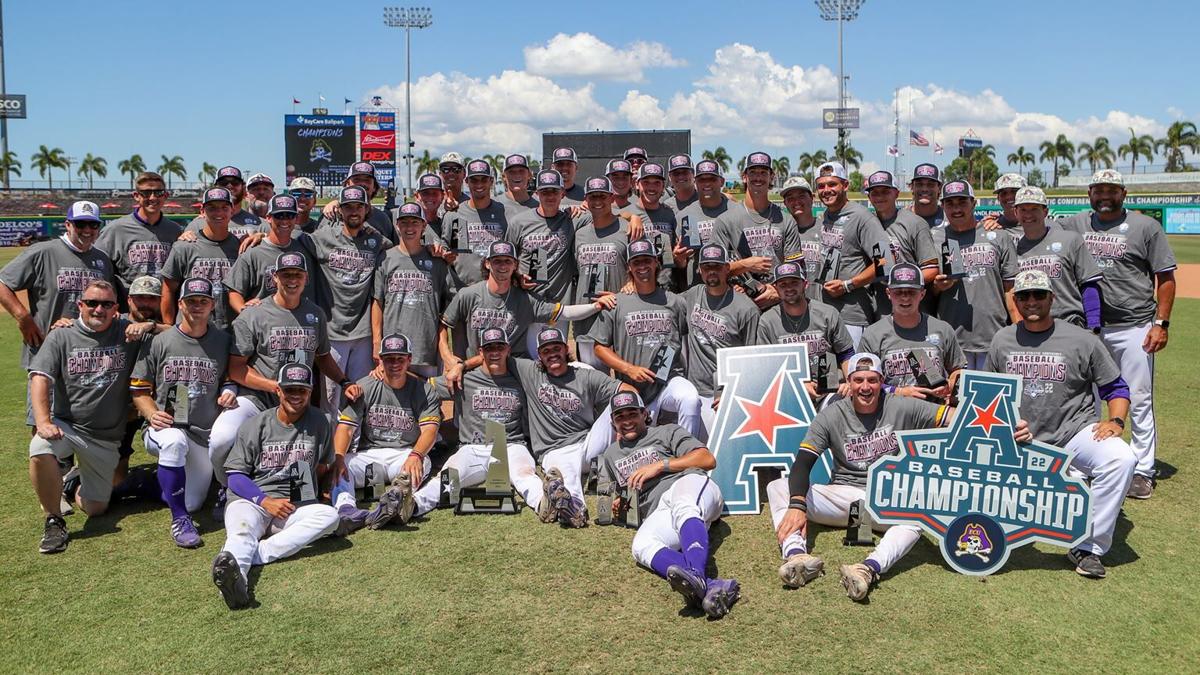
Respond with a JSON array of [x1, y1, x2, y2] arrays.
[[911, 163, 942, 183], [379, 333, 413, 356], [1090, 169, 1124, 187], [865, 170, 899, 191], [203, 187, 233, 205], [247, 172, 274, 187], [467, 160, 492, 178], [694, 160, 722, 178], [439, 152, 465, 168], [606, 159, 633, 175], [551, 147, 578, 164], [773, 261, 806, 281], [535, 326, 567, 350], [66, 200, 102, 223], [340, 185, 369, 205], [1013, 269, 1053, 294], [994, 173, 1026, 192], [479, 328, 508, 347], [637, 163, 666, 181], [396, 202, 426, 222], [268, 194, 298, 216], [585, 176, 613, 195], [623, 147, 648, 161], [180, 277, 214, 299], [503, 154, 529, 170], [668, 154, 694, 173], [535, 169, 565, 192], [288, 177, 316, 192], [487, 240, 517, 260], [779, 176, 812, 197], [698, 244, 730, 266], [744, 151, 772, 170], [610, 390, 645, 413], [277, 362, 314, 389], [416, 173, 444, 192], [887, 262, 924, 290], [847, 352, 883, 376], [941, 181, 975, 200], [626, 238, 658, 262], [348, 162, 376, 179], [275, 251, 308, 273], [1014, 186, 1048, 206], [816, 161, 848, 181], [128, 275, 162, 297], [216, 166, 244, 183]]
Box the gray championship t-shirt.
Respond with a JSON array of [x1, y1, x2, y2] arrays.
[[674, 197, 730, 288], [431, 368, 527, 447], [619, 200, 678, 288], [319, 206, 397, 245], [859, 314, 966, 388], [310, 224, 391, 341], [682, 286, 760, 397], [441, 281, 561, 358], [562, 183, 586, 206], [374, 246, 452, 369], [597, 423, 706, 522], [225, 406, 333, 501], [1015, 226, 1103, 325], [876, 209, 939, 315], [794, 220, 824, 301], [338, 375, 442, 452], [94, 212, 183, 287], [223, 235, 321, 307], [572, 214, 630, 341], [494, 192, 539, 214], [986, 320, 1121, 447], [711, 200, 800, 283], [591, 288, 688, 401], [819, 201, 889, 327], [160, 231, 242, 330], [131, 326, 231, 445], [931, 225, 1019, 352], [510, 357, 622, 455], [914, 206, 946, 229], [231, 297, 331, 410], [441, 200, 512, 291], [186, 210, 264, 241], [757, 301, 854, 384], [505, 207, 577, 302]]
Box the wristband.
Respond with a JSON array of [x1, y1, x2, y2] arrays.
[[843, 279, 853, 293], [1109, 417, 1125, 429], [661, 458, 670, 473], [340, 379, 352, 389], [788, 495, 808, 512]]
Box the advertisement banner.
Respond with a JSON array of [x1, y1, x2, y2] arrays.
[[359, 111, 397, 187], [1166, 207, 1200, 234], [284, 114, 356, 186]]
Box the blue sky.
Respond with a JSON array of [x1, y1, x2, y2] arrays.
[[5, 0, 1196, 189]]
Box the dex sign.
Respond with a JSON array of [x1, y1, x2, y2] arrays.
[[0, 95, 26, 119]]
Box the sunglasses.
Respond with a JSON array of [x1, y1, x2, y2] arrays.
[[81, 299, 117, 309], [136, 189, 167, 198], [1015, 290, 1049, 301], [290, 190, 315, 198], [439, 166, 463, 174], [215, 179, 242, 187], [71, 221, 101, 229]]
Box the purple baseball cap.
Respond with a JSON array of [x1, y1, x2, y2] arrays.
[[585, 176, 613, 195], [66, 200, 102, 223]]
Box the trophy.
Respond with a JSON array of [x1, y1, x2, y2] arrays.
[[813, 352, 841, 395], [679, 216, 699, 250], [906, 350, 948, 402], [527, 248, 544, 283], [288, 349, 311, 367], [872, 241, 893, 280], [168, 382, 190, 428], [356, 461, 390, 503], [843, 499, 876, 546], [735, 274, 765, 298], [447, 217, 470, 254], [818, 248, 842, 285], [940, 238, 967, 279], [456, 420, 520, 514], [623, 488, 642, 529], [653, 231, 675, 269], [585, 264, 608, 300], [437, 468, 461, 509], [595, 482, 615, 526], [650, 344, 676, 382], [288, 460, 318, 506]]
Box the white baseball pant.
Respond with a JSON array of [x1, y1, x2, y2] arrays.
[[221, 499, 339, 579], [331, 446, 432, 511], [144, 427, 213, 513], [1101, 322, 1157, 477], [1062, 424, 1136, 555], [208, 396, 263, 486], [631, 474, 723, 568], [846, 324, 865, 352], [574, 341, 606, 371], [412, 442, 532, 516], [766, 478, 921, 574], [590, 376, 705, 451], [326, 336, 375, 412]]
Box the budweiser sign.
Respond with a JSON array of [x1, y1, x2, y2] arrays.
[[361, 131, 395, 149]]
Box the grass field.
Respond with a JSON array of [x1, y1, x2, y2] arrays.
[[1168, 235, 1200, 265], [0, 248, 1196, 673]]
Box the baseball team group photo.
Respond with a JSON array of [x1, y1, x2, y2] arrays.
[[0, 2, 1196, 673]]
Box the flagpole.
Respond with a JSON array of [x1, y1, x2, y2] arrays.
[[892, 88, 900, 179]]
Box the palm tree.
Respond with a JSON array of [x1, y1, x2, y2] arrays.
[[970, 144, 996, 186], [0, 150, 20, 190], [481, 153, 504, 177], [197, 162, 218, 187], [1155, 121, 1199, 172], [834, 140, 862, 170], [771, 157, 791, 187], [118, 154, 146, 190], [1117, 128, 1155, 175], [156, 155, 187, 189], [1039, 134, 1075, 187], [30, 145, 67, 191], [76, 154, 108, 189], [1007, 146, 1035, 178], [701, 146, 732, 174], [1076, 137, 1116, 172], [796, 150, 829, 183], [415, 150, 438, 175]]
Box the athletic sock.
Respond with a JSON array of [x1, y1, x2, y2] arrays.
[[679, 518, 709, 575], [649, 548, 687, 579], [158, 465, 188, 520]]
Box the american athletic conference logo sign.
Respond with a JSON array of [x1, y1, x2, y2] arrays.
[[709, 344, 816, 515], [866, 371, 1092, 576]]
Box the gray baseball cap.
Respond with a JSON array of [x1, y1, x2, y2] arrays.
[[584, 176, 613, 195], [379, 333, 412, 356], [275, 251, 308, 273], [625, 238, 658, 262], [941, 180, 975, 200], [1013, 269, 1052, 294], [129, 275, 162, 297], [277, 362, 314, 389], [698, 244, 730, 266], [535, 326, 567, 350], [773, 261, 806, 281], [887, 262, 924, 290], [180, 277, 214, 299], [779, 175, 812, 197], [610, 390, 645, 413], [479, 328, 508, 347]]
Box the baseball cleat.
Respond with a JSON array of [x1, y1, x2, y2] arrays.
[[335, 504, 369, 536], [393, 472, 416, 525], [778, 553, 825, 588], [1126, 475, 1153, 500], [536, 468, 566, 524], [366, 477, 410, 530], [667, 564, 707, 609], [39, 515, 69, 554], [212, 551, 249, 610], [701, 578, 741, 619], [839, 563, 876, 601], [170, 516, 203, 549], [1067, 549, 1107, 579], [557, 495, 589, 529]]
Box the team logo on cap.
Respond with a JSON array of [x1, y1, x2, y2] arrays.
[[383, 336, 408, 351], [775, 262, 802, 278], [399, 202, 422, 217], [539, 172, 559, 185], [628, 239, 654, 257], [625, 147, 647, 158], [185, 279, 210, 295], [586, 178, 610, 191], [80, 203, 95, 214], [351, 162, 374, 174], [607, 159, 632, 174], [639, 164, 664, 178], [700, 245, 725, 261], [696, 160, 720, 174], [278, 253, 304, 268], [480, 327, 506, 343], [670, 155, 691, 168], [419, 174, 441, 188], [945, 182, 968, 195], [504, 154, 526, 168], [489, 241, 516, 258], [273, 195, 297, 209], [538, 328, 563, 343], [611, 391, 643, 409], [748, 152, 770, 166], [343, 186, 366, 200], [468, 160, 490, 173], [283, 365, 310, 383], [217, 167, 241, 179], [915, 164, 938, 178], [869, 171, 892, 185], [205, 188, 231, 202], [553, 148, 575, 160], [893, 266, 919, 283]]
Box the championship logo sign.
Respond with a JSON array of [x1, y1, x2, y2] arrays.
[[709, 344, 817, 515], [866, 371, 1091, 576]]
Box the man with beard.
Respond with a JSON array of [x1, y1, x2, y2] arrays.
[[161, 187, 242, 331], [318, 163, 398, 244], [495, 153, 539, 213], [980, 173, 1027, 241], [620, 163, 682, 289], [245, 173, 275, 218], [780, 175, 824, 302], [908, 163, 945, 229], [624, 147, 648, 174], [1011, 186, 1102, 329], [864, 170, 938, 315], [187, 166, 263, 239], [95, 171, 183, 296], [226, 194, 321, 312], [674, 160, 730, 289], [506, 168, 577, 352], [441, 163, 513, 294], [572, 176, 630, 369], [550, 147, 586, 205], [664, 154, 698, 210]]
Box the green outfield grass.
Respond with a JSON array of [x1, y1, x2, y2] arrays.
[[0, 245, 1196, 673], [1168, 235, 1200, 265]]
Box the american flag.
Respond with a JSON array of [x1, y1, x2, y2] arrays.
[[886, 145, 900, 157], [934, 142, 944, 155], [910, 130, 930, 147]]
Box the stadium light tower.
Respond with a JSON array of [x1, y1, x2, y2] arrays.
[[383, 6, 432, 198], [815, 0, 866, 167]]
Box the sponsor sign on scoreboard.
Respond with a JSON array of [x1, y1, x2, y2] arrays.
[[359, 111, 397, 186], [284, 114, 356, 185]]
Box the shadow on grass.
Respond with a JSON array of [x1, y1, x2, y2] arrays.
[[72, 498, 161, 542], [1154, 460, 1177, 482]]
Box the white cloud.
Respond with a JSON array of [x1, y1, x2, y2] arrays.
[[524, 32, 685, 83]]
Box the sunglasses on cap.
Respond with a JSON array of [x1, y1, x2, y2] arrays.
[[1014, 290, 1050, 301], [81, 298, 117, 309]]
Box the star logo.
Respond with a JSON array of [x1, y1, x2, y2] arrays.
[[967, 394, 1005, 435], [730, 370, 804, 448]]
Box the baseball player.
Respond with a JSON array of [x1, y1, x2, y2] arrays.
[[930, 180, 1020, 369], [329, 333, 441, 533], [981, 173, 1028, 241], [624, 147, 648, 174], [860, 263, 966, 400], [592, 238, 704, 439], [27, 280, 144, 553], [620, 163, 681, 289], [287, 177, 321, 234], [505, 168, 578, 344], [225, 194, 321, 313], [94, 171, 183, 294], [1011, 186, 1103, 329], [908, 163, 945, 228], [439, 163, 514, 293], [509, 327, 629, 526], [780, 175, 824, 302], [1059, 169, 1176, 499], [211, 362, 340, 610], [550, 147, 586, 205], [161, 187, 242, 330], [681, 244, 760, 436], [672, 159, 731, 289], [606, 158, 636, 210], [437, 152, 470, 210], [317, 162, 398, 244], [814, 161, 892, 348], [663, 153, 698, 210], [372, 202, 452, 378], [757, 262, 854, 404], [863, 170, 939, 316], [245, 173, 275, 218], [986, 269, 1137, 578], [495, 154, 539, 213], [130, 278, 236, 548], [186, 166, 263, 238], [572, 176, 631, 369], [596, 391, 740, 620]]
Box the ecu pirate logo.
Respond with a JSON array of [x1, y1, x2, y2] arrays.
[[310, 139, 334, 163], [708, 344, 817, 515], [865, 371, 1092, 576]]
